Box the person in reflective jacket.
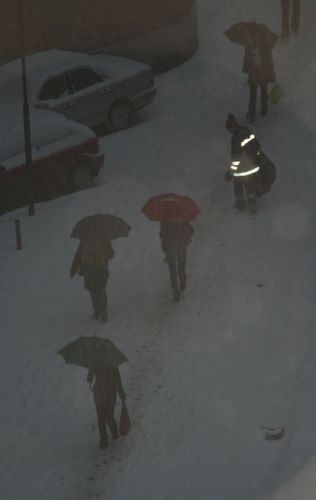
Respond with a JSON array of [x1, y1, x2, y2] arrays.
[[225, 113, 262, 209], [87, 368, 126, 449], [160, 221, 193, 303]]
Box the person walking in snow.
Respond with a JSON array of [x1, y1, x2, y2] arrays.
[[225, 113, 262, 209], [243, 44, 276, 122], [160, 221, 193, 303], [281, 0, 301, 40], [70, 238, 114, 322], [225, 113, 276, 209], [87, 367, 126, 449]]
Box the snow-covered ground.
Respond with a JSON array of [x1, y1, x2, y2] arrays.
[[1, 1, 315, 499]]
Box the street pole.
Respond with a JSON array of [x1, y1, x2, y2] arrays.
[[18, 0, 35, 216]]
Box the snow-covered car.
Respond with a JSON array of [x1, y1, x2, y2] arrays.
[[0, 110, 104, 214], [0, 50, 157, 132]]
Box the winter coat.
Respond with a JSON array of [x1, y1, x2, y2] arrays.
[[230, 125, 261, 162], [70, 239, 114, 290], [228, 125, 262, 190], [243, 46, 276, 85], [87, 368, 125, 409], [160, 222, 193, 259]]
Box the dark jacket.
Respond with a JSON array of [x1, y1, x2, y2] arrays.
[[70, 239, 114, 290], [87, 368, 125, 406], [243, 46, 276, 85], [230, 125, 261, 162], [160, 222, 193, 258]]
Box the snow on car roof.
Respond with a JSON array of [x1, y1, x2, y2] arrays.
[[0, 109, 95, 170], [0, 50, 150, 92]]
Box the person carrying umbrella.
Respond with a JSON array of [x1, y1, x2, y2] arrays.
[[70, 238, 114, 322], [59, 336, 130, 449], [70, 214, 131, 322], [243, 43, 276, 122], [225, 22, 278, 122], [142, 194, 199, 303], [160, 221, 194, 303], [87, 367, 126, 449]]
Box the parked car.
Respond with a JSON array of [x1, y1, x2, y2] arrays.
[[0, 50, 157, 132], [0, 110, 104, 214]]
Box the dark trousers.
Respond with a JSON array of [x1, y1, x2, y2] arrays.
[[166, 254, 187, 301], [233, 176, 258, 203], [248, 79, 268, 122], [281, 0, 300, 36], [93, 390, 119, 445], [89, 287, 107, 319]]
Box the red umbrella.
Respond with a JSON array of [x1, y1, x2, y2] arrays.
[[141, 193, 200, 222]]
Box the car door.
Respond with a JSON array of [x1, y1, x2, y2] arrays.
[[36, 73, 74, 119], [66, 66, 113, 126]]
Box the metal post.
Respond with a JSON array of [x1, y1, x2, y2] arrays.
[[15, 219, 22, 250], [18, 0, 35, 216]]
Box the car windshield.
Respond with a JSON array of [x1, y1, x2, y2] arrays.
[[39, 75, 70, 100]]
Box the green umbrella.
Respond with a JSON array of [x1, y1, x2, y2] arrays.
[[58, 336, 128, 370]]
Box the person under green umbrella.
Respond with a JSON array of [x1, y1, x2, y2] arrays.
[[59, 336, 129, 449], [87, 367, 126, 449]]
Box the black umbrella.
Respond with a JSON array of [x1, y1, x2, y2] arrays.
[[225, 22, 278, 48], [59, 336, 128, 370], [71, 214, 131, 241]]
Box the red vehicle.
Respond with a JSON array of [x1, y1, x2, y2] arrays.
[[0, 110, 104, 214]]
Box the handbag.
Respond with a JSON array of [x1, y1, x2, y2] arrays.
[[269, 83, 283, 105], [119, 400, 131, 436]]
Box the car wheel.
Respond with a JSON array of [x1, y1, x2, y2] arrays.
[[108, 100, 133, 132], [70, 162, 93, 192]]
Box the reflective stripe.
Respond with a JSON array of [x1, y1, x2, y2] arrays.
[[233, 166, 260, 177], [241, 134, 255, 147], [231, 165, 238, 171], [232, 161, 240, 166]]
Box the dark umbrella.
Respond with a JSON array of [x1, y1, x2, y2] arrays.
[[141, 193, 200, 222], [225, 22, 278, 48], [58, 336, 128, 370], [71, 214, 131, 241]]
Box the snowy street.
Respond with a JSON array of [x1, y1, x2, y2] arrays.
[[0, 0, 315, 499]]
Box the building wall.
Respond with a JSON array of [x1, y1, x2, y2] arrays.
[[1, 0, 198, 70]]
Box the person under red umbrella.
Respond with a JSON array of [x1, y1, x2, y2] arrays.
[[160, 221, 193, 302], [142, 193, 199, 303]]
